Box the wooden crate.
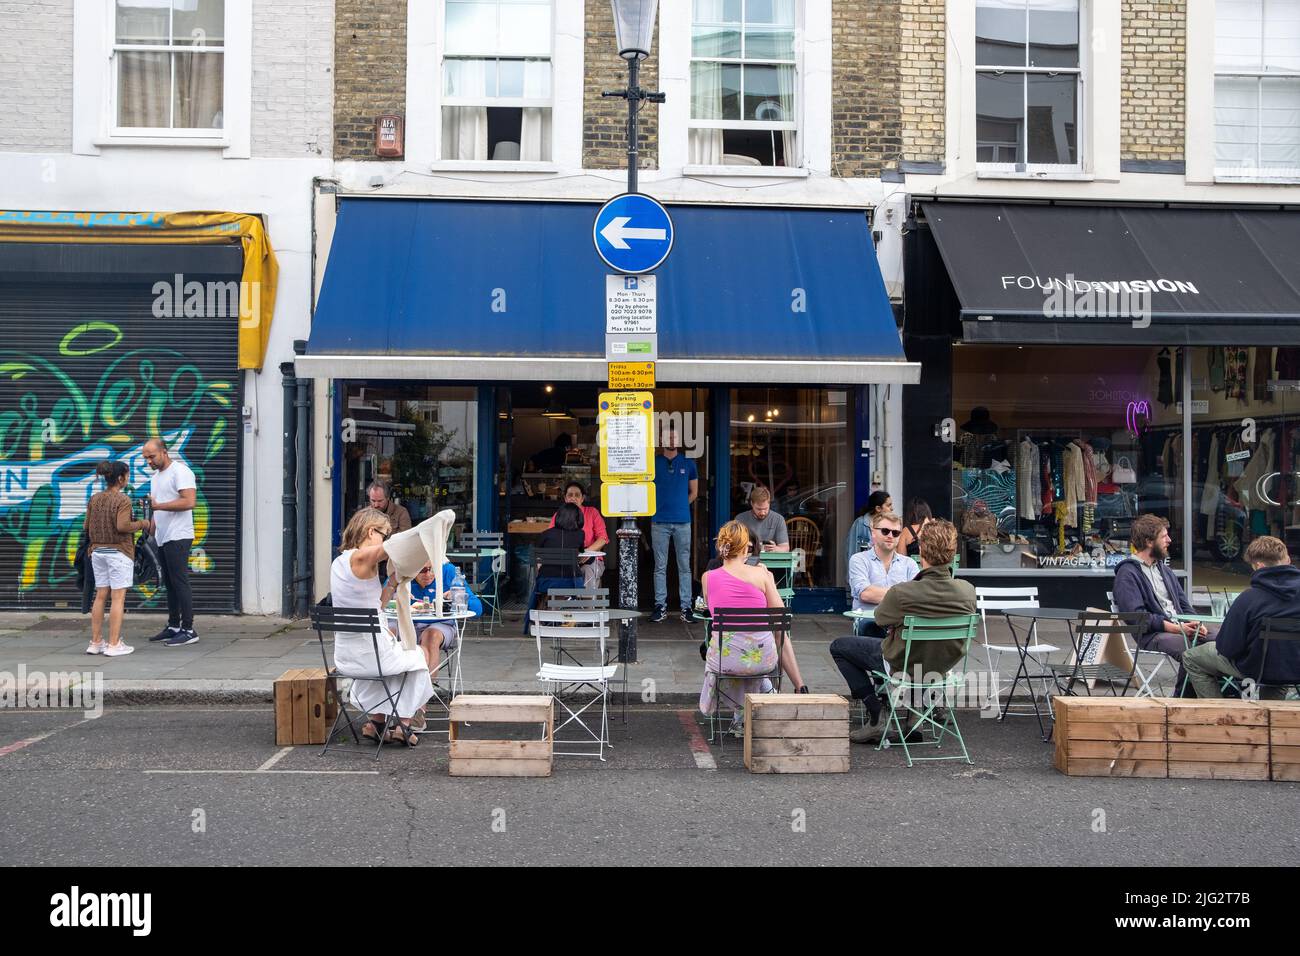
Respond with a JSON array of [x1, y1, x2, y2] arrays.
[[1166, 698, 1269, 781], [1052, 696, 1168, 778], [744, 694, 849, 774], [449, 694, 553, 777], [274, 668, 337, 746], [1263, 700, 1300, 782]]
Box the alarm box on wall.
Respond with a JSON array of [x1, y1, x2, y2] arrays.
[[375, 114, 404, 158]]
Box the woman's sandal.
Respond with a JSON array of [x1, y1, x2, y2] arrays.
[[389, 724, 420, 748], [361, 719, 388, 743]]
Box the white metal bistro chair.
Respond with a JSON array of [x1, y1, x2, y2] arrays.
[[1107, 589, 1173, 697], [530, 609, 619, 760], [976, 586, 1055, 713]]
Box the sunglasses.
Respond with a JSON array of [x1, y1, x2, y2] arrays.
[[875, 527, 902, 538]]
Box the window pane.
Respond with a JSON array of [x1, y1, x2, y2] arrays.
[[445, 0, 496, 55], [117, 50, 169, 126], [173, 51, 224, 128], [742, 63, 794, 121], [1216, 0, 1264, 71], [1260, 76, 1300, 169], [495, 58, 550, 98], [1215, 75, 1259, 170], [744, 26, 795, 60], [1026, 72, 1077, 164], [720, 62, 742, 119], [691, 60, 725, 118], [445, 58, 496, 97], [173, 0, 224, 46], [1264, 0, 1300, 72], [744, 0, 795, 26], [976, 0, 1026, 67], [116, 0, 169, 45], [499, 1, 551, 56], [976, 71, 1024, 163], [692, 25, 741, 58], [1028, 0, 1078, 68], [693, 0, 742, 23]]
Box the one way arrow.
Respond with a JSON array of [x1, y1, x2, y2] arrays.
[[600, 217, 668, 250]]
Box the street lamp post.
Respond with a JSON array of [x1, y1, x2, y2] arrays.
[[602, 1, 663, 663]]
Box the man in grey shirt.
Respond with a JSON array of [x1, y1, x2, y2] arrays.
[[734, 487, 789, 552]]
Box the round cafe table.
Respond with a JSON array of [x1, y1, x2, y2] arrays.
[[1001, 608, 1080, 742]]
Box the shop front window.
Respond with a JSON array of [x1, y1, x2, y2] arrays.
[[341, 385, 478, 536], [729, 387, 851, 588], [1188, 346, 1300, 593], [950, 345, 1179, 573]]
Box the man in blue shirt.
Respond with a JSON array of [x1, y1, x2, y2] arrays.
[[845, 512, 919, 637], [651, 430, 699, 623]]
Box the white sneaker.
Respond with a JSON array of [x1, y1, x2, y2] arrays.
[[729, 714, 745, 738], [103, 643, 135, 657], [86, 642, 105, 655]]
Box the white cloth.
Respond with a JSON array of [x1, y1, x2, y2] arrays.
[[385, 510, 456, 650], [330, 550, 433, 719], [1237, 428, 1276, 511], [91, 548, 134, 590], [150, 459, 196, 545]]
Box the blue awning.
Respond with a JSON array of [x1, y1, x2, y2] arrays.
[[297, 197, 918, 384]]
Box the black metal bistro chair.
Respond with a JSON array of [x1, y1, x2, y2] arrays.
[[704, 606, 793, 745]]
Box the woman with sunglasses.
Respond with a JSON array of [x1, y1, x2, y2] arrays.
[[329, 507, 434, 747], [844, 511, 918, 638]]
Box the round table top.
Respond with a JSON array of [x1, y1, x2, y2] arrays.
[[1002, 607, 1082, 621], [383, 609, 477, 623], [1174, 613, 1225, 625], [447, 548, 505, 559], [842, 609, 876, 619], [546, 607, 641, 621]]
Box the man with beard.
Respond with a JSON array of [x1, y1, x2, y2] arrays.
[[1113, 514, 1214, 696]]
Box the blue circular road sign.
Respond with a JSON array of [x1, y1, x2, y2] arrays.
[[592, 193, 674, 274]]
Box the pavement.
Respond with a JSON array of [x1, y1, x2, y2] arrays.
[[1, 702, 1297, 866], [0, 609, 1149, 706]]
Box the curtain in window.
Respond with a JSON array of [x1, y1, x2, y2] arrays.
[[442, 60, 489, 160], [519, 58, 552, 161], [118, 51, 169, 127], [174, 52, 224, 128], [776, 60, 796, 163], [689, 60, 724, 163]]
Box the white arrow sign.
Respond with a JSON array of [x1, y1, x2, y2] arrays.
[[600, 217, 668, 250]]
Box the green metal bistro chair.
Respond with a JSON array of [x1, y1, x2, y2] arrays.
[[871, 613, 979, 767]]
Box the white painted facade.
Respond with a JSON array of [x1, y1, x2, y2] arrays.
[[0, 0, 333, 614]]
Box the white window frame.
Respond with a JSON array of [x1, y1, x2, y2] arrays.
[[74, 0, 250, 155], [439, 0, 555, 162], [974, 0, 1086, 175], [686, 0, 802, 169], [1213, 0, 1300, 183]]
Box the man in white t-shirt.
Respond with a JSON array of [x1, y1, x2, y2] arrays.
[[143, 438, 199, 646]]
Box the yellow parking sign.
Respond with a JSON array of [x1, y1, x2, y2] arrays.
[[607, 361, 655, 390], [598, 391, 654, 483]]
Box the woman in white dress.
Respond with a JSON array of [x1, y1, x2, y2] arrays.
[[330, 508, 434, 747]]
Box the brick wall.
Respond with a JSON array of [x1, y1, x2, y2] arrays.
[[254, 0, 333, 158], [334, 0, 407, 160], [0, 0, 72, 152], [1122, 0, 1186, 162], [833, 0, 901, 177], [583, 2, 658, 170], [899, 0, 945, 165]]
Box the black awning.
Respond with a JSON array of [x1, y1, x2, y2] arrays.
[[920, 201, 1300, 345]]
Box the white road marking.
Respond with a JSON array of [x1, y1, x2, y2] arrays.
[[143, 769, 379, 775], [256, 746, 294, 771], [677, 710, 717, 770]]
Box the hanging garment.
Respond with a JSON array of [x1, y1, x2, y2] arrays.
[[1042, 449, 1055, 512], [1176, 348, 1186, 396], [1018, 438, 1041, 521], [1236, 428, 1276, 512], [1199, 431, 1221, 518], [1277, 348, 1300, 381], [1061, 442, 1086, 528], [1209, 348, 1227, 392], [1157, 349, 1174, 408], [1225, 347, 1250, 401], [1254, 347, 1276, 402], [1075, 439, 1098, 503]]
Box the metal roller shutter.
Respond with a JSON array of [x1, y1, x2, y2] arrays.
[[0, 241, 243, 612]]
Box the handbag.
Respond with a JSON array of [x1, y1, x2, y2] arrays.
[[134, 533, 163, 587], [1111, 456, 1137, 484], [961, 499, 999, 543]]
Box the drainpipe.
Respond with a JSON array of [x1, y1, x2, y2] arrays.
[[280, 362, 297, 618], [294, 340, 311, 616]]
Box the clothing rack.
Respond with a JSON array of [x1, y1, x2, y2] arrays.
[[1143, 412, 1300, 432]]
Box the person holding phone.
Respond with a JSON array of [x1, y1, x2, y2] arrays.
[[734, 487, 789, 553]]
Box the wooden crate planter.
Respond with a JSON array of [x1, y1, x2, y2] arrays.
[[1166, 699, 1269, 781], [1052, 696, 1168, 778], [743, 694, 849, 774], [448, 695, 553, 777], [274, 668, 338, 746], [1263, 700, 1300, 782]]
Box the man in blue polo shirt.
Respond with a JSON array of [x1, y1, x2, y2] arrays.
[[652, 429, 698, 623]]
